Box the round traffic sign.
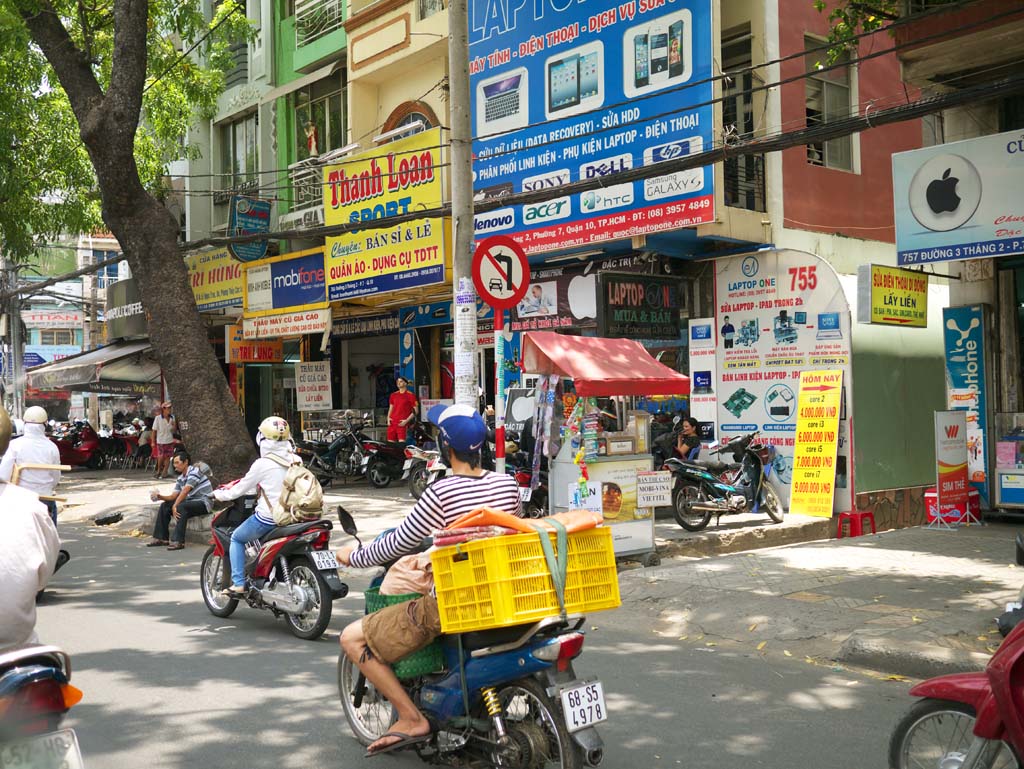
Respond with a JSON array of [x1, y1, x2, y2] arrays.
[[472, 235, 530, 310]]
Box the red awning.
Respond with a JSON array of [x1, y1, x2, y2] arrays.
[[522, 331, 690, 397]]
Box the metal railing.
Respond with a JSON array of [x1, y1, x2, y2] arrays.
[[419, 0, 445, 20], [296, 0, 344, 47], [289, 159, 322, 211], [903, 0, 961, 15]]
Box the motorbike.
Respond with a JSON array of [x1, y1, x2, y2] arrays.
[[506, 435, 548, 519], [297, 413, 375, 483], [363, 421, 432, 489], [50, 422, 102, 469], [334, 508, 606, 768], [403, 445, 443, 500], [199, 489, 348, 640], [0, 645, 84, 767], [663, 432, 785, 532]]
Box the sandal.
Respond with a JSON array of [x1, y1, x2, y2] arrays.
[[221, 586, 246, 598], [145, 540, 169, 547], [167, 543, 185, 551]]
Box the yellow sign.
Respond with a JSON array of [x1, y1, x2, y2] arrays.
[[861, 265, 928, 327], [225, 322, 283, 364], [790, 370, 844, 518], [323, 127, 448, 301], [186, 248, 244, 311]]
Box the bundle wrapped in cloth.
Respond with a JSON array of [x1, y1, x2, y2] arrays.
[[444, 507, 604, 535], [432, 525, 520, 547]]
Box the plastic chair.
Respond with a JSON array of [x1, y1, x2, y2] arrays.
[[837, 510, 876, 538]]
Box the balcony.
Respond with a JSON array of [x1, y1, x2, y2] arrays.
[[296, 0, 345, 48], [213, 177, 261, 206], [418, 0, 445, 19], [281, 147, 353, 229]]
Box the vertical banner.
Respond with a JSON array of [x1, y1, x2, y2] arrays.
[[227, 196, 272, 263], [942, 305, 989, 505], [295, 361, 333, 412], [687, 318, 717, 443], [789, 371, 843, 518], [934, 411, 970, 524]]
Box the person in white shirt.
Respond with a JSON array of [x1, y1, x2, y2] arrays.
[[0, 406, 61, 524], [0, 403, 60, 652], [152, 402, 176, 479]]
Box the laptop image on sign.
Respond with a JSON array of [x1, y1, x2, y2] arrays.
[[476, 68, 529, 138], [816, 312, 843, 340]]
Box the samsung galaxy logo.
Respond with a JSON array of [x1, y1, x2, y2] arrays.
[[644, 170, 704, 201], [474, 208, 515, 234], [580, 154, 633, 179], [523, 198, 571, 224], [522, 169, 571, 191], [580, 183, 634, 212]]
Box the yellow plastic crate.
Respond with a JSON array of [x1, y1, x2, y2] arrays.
[[431, 526, 621, 634]]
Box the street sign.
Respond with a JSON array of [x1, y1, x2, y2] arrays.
[[472, 235, 530, 311]]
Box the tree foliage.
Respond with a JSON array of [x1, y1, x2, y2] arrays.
[[813, 0, 963, 54]]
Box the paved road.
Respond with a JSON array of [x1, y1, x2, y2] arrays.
[[37, 523, 910, 769]]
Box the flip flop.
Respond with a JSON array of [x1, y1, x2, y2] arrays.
[[145, 540, 169, 547], [365, 732, 431, 758], [167, 543, 185, 551], [220, 586, 246, 598]]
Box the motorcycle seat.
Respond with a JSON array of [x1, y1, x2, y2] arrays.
[[458, 623, 536, 651], [687, 459, 736, 474], [263, 519, 333, 540]]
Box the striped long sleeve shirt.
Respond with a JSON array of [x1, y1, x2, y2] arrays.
[[349, 471, 521, 569]]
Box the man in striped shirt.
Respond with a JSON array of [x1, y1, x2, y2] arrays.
[[337, 404, 520, 757], [146, 451, 213, 551]]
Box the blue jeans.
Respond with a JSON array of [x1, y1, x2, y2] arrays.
[[44, 500, 57, 526], [229, 515, 277, 588]]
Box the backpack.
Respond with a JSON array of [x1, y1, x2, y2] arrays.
[[262, 455, 324, 525]]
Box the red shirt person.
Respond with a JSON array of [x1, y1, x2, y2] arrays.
[[387, 377, 418, 442]]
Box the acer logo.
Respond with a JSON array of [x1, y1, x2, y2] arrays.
[[523, 198, 570, 223], [944, 424, 960, 439]]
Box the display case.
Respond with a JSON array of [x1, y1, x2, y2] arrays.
[[994, 412, 1024, 508]]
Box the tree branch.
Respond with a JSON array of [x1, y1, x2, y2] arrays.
[[106, 0, 148, 136]]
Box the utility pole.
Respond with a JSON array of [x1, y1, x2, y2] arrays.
[[0, 252, 24, 419], [448, 0, 478, 410]]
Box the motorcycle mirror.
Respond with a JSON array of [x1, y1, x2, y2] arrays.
[[337, 506, 359, 539], [672, 416, 681, 425]]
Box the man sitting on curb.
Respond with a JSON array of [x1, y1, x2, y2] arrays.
[[146, 451, 213, 551]]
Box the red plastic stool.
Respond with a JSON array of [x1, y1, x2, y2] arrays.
[[837, 511, 877, 538]]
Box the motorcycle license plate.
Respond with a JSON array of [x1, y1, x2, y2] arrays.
[[560, 681, 606, 733], [311, 550, 339, 571], [403, 459, 413, 470], [361, 455, 369, 467], [518, 487, 532, 502], [0, 729, 84, 769]]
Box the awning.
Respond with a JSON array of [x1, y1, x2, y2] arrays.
[[27, 340, 161, 396], [522, 331, 690, 397], [260, 61, 342, 104]]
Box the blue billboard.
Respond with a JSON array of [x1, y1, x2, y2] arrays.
[[244, 249, 327, 314], [227, 196, 273, 263], [943, 305, 990, 505], [469, 0, 714, 254]]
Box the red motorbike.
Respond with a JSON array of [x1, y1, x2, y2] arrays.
[[51, 422, 102, 469], [199, 488, 348, 640]]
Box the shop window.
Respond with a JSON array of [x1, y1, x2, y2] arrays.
[[219, 112, 259, 195], [295, 78, 346, 161], [41, 329, 75, 345], [805, 35, 854, 171], [87, 250, 123, 289], [722, 26, 765, 212]]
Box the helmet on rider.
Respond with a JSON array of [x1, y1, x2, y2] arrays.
[[258, 416, 291, 442], [427, 404, 486, 456], [23, 406, 48, 424]]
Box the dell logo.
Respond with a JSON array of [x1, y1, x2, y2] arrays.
[[580, 154, 633, 180], [474, 208, 515, 234]]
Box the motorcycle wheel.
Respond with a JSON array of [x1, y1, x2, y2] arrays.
[[200, 546, 238, 618], [284, 558, 332, 640], [85, 452, 103, 470], [366, 457, 393, 488], [524, 492, 548, 519], [496, 677, 585, 769], [338, 653, 397, 746], [408, 466, 430, 499], [889, 698, 1020, 769], [761, 484, 784, 523], [673, 484, 713, 532]]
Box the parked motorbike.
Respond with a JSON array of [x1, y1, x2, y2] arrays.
[[363, 422, 432, 489], [506, 434, 548, 519], [297, 413, 375, 483], [664, 432, 784, 532], [0, 645, 84, 767], [50, 422, 102, 469], [199, 489, 348, 640], [403, 445, 442, 500], [334, 508, 606, 768]]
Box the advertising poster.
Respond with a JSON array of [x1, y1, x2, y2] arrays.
[[789, 371, 843, 518], [687, 317, 717, 442], [934, 411, 970, 523], [24, 345, 81, 364], [856, 264, 928, 327], [323, 127, 448, 300], [242, 308, 331, 340], [943, 305, 989, 503], [597, 273, 682, 339], [893, 129, 1024, 266], [714, 250, 853, 513], [469, 0, 714, 254], [244, 248, 327, 315], [295, 361, 333, 412], [584, 456, 654, 555], [227, 196, 273, 263], [332, 313, 400, 339], [186, 248, 244, 311], [21, 309, 84, 328], [225, 323, 283, 364]]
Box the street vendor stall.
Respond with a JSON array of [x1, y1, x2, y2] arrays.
[[521, 331, 690, 565]]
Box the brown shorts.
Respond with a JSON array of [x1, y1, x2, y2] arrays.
[[362, 595, 442, 664]]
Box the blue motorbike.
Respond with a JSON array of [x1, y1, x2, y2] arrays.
[[335, 509, 606, 769], [663, 432, 785, 532]]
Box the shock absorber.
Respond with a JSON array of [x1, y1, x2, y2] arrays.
[[279, 556, 292, 585], [480, 687, 507, 741]]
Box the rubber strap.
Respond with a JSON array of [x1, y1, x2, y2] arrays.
[[457, 634, 471, 717], [529, 520, 568, 619]]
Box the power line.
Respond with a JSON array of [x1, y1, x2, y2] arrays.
[[144, 1, 246, 94]]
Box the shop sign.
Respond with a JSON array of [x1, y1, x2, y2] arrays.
[[227, 196, 272, 263], [186, 248, 244, 311], [597, 273, 681, 340], [332, 312, 400, 339], [295, 361, 333, 411], [582, 456, 655, 555], [789, 371, 843, 518], [893, 129, 1024, 266], [242, 307, 331, 339], [25, 344, 81, 364], [636, 470, 672, 508], [21, 309, 83, 328], [469, 0, 714, 254], [324, 127, 448, 300], [687, 318, 717, 443], [714, 249, 853, 514], [443, 320, 494, 348], [934, 410, 971, 523], [943, 305, 989, 503], [504, 388, 536, 434], [420, 398, 453, 421], [244, 248, 328, 315], [225, 323, 283, 363], [105, 278, 148, 340], [856, 264, 928, 327], [79, 380, 161, 397], [400, 298, 493, 329]]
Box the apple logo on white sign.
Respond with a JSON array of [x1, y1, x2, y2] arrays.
[[511, 396, 535, 423], [908, 154, 982, 232], [567, 274, 597, 320]]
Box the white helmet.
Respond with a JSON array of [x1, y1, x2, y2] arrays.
[[258, 416, 291, 442], [23, 406, 48, 424]]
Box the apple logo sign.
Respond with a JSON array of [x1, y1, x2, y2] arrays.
[[908, 153, 982, 232], [567, 274, 597, 320]]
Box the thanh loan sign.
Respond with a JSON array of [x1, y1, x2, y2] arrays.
[[469, 0, 714, 255]]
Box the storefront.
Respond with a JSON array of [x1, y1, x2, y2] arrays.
[[330, 312, 401, 414]]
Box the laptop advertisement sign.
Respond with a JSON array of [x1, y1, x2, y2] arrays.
[[469, 0, 714, 254]]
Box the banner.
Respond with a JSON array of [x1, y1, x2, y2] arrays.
[[225, 323, 283, 363], [186, 248, 244, 311], [324, 128, 448, 300], [597, 273, 682, 339], [227, 196, 272, 263], [295, 361, 333, 411], [21, 309, 83, 328], [332, 312, 400, 339], [789, 371, 843, 518], [943, 305, 989, 503], [242, 308, 331, 339], [856, 264, 928, 327], [934, 411, 970, 523], [687, 318, 717, 443], [244, 248, 328, 316], [469, 0, 714, 254]]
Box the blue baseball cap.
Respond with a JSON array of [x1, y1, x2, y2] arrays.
[[428, 404, 487, 452]]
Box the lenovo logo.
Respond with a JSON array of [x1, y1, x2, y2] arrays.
[[474, 208, 515, 234]]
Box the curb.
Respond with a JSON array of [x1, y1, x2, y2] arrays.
[[656, 518, 831, 559], [836, 635, 989, 679]]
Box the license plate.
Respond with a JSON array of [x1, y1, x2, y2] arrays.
[[0, 729, 84, 769], [403, 459, 413, 470], [311, 550, 338, 571], [560, 681, 606, 733], [361, 456, 369, 467], [519, 487, 533, 502]]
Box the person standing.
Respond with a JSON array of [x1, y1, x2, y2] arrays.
[[0, 406, 62, 524], [152, 402, 176, 479], [386, 376, 418, 443], [721, 316, 735, 349], [145, 451, 213, 551]]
